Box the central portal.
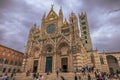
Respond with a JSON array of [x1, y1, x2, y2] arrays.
[[33, 60, 38, 73], [61, 58, 68, 72], [45, 56, 52, 72]]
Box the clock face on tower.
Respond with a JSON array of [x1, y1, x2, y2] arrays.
[[46, 24, 56, 34]]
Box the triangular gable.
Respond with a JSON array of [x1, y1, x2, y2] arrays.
[[46, 9, 58, 21], [57, 35, 70, 47], [45, 38, 55, 45]]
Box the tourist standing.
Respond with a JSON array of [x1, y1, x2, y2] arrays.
[[33, 72, 37, 79], [3, 73, 9, 80], [0, 75, 3, 80], [39, 75, 45, 80]]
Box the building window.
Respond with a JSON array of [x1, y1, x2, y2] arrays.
[[2, 68, 6, 73], [61, 29, 69, 34], [85, 40, 88, 43], [10, 61, 13, 65], [83, 31, 87, 34], [15, 62, 17, 65], [8, 68, 11, 73], [85, 36, 87, 39], [81, 22, 86, 25], [81, 16, 85, 20], [19, 62, 22, 66], [0, 58, 3, 64], [82, 26, 86, 30], [5, 60, 8, 64], [13, 68, 16, 73], [100, 57, 104, 64]]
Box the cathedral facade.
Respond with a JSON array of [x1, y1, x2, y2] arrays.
[[24, 6, 120, 74]]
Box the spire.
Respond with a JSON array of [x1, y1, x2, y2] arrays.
[[59, 6, 63, 16], [34, 23, 37, 27], [69, 12, 75, 23], [33, 23, 37, 29], [51, 4, 54, 10], [63, 18, 68, 26], [42, 12, 46, 20]]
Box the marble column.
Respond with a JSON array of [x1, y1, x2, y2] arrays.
[[38, 56, 42, 73], [53, 53, 57, 72], [69, 54, 73, 72]]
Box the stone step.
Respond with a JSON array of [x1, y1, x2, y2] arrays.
[[15, 72, 96, 80]]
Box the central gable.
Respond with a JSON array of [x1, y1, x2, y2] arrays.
[[46, 7, 58, 21]]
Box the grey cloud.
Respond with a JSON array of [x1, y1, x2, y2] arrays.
[[0, 0, 43, 52], [94, 33, 120, 52], [109, 8, 120, 13]]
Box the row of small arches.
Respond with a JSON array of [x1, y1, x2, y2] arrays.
[[0, 58, 22, 66]]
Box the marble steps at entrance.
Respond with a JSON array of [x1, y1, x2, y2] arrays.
[[15, 72, 96, 80], [60, 72, 96, 80], [46, 73, 74, 80], [44, 72, 96, 80], [16, 73, 33, 80]]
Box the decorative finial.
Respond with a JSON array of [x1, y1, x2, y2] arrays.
[[65, 18, 67, 21], [34, 23, 37, 28], [42, 12, 46, 18], [60, 6, 62, 10], [96, 47, 98, 51], [59, 6, 63, 16], [34, 23, 36, 26], [51, 4, 54, 10]]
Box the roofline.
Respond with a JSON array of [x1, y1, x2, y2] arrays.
[[99, 52, 120, 54], [0, 44, 24, 55]]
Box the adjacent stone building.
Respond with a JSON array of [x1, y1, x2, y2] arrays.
[[24, 6, 120, 74], [0, 44, 24, 73]]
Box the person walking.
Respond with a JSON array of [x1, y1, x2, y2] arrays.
[[56, 68, 59, 77], [88, 74, 91, 80], [74, 75, 77, 80], [10, 73, 14, 80], [60, 76, 65, 80], [78, 74, 81, 80], [13, 74, 16, 80]]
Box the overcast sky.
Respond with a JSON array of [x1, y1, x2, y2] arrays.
[[0, 0, 120, 53]]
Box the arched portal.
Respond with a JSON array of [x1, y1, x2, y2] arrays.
[[106, 55, 119, 74], [33, 60, 38, 73], [58, 42, 69, 55], [43, 44, 54, 73], [58, 42, 69, 72], [61, 58, 68, 72]]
